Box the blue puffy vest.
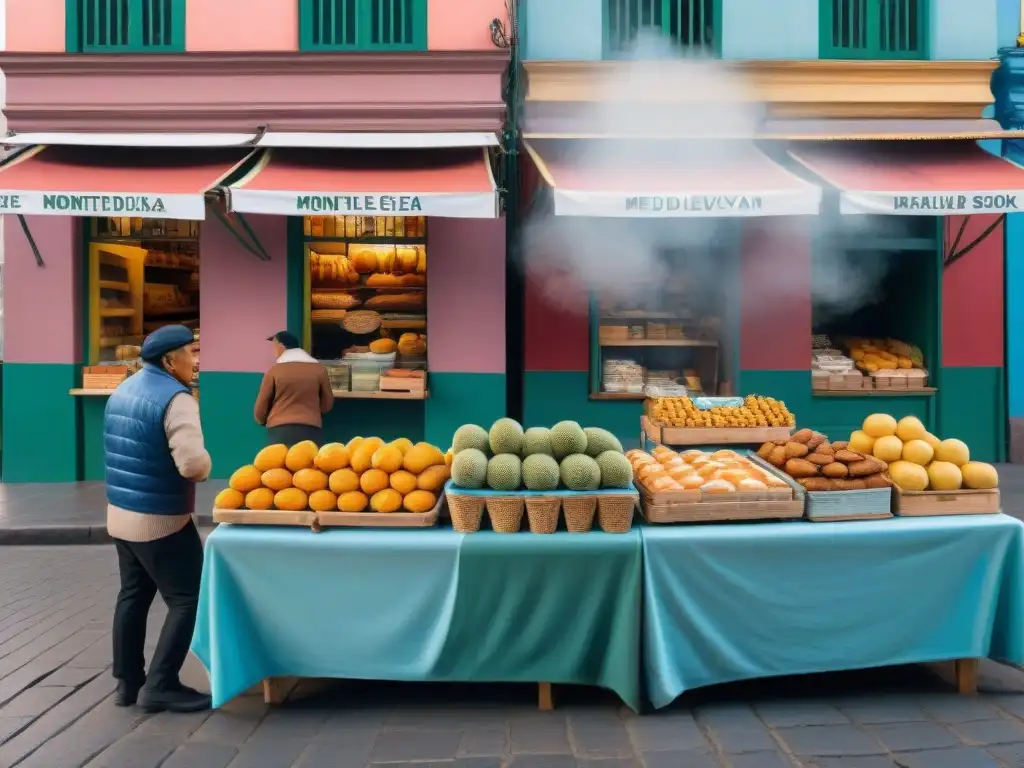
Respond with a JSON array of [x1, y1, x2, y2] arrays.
[[104, 364, 192, 515]]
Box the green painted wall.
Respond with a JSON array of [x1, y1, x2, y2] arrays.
[[426, 373, 505, 448], [936, 366, 1004, 463], [200, 372, 268, 479], [523, 371, 644, 449], [81, 396, 106, 481], [323, 399, 425, 446], [3, 363, 79, 482]]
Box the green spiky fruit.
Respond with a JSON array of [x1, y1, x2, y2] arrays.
[[559, 454, 601, 491], [452, 424, 489, 455], [550, 421, 587, 459], [522, 454, 560, 491], [486, 454, 523, 491], [584, 427, 623, 458], [596, 451, 633, 489], [488, 418, 524, 456], [522, 427, 554, 457], [451, 448, 488, 489]]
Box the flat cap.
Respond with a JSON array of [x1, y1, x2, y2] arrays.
[[141, 325, 194, 362]]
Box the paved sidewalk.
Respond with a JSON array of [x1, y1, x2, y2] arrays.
[[2, 463, 1023, 545], [4, 545, 1024, 767]]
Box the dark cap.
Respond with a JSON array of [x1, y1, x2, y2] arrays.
[[141, 325, 195, 362], [267, 331, 300, 349]]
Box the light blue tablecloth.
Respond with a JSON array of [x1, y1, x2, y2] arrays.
[[642, 514, 1024, 708], [191, 524, 643, 709]]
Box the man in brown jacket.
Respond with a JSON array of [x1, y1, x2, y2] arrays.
[[254, 331, 334, 445]]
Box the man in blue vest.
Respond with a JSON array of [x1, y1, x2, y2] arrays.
[[105, 324, 212, 713]]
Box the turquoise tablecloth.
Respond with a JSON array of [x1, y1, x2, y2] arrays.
[[642, 514, 1024, 708], [191, 524, 643, 710]]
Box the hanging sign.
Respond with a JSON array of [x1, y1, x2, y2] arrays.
[[841, 190, 1024, 216], [0, 190, 207, 219], [228, 189, 499, 219], [552, 188, 822, 218]]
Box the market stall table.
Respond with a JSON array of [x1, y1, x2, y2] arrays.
[[191, 523, 642, 711], [641, 513, 1024, 708]]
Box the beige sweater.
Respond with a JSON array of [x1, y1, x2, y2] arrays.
[[107, 393, 212, 543]]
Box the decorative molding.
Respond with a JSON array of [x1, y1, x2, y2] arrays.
[[524, 60, 998, 120]]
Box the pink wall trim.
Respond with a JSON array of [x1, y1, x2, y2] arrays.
[[427, 218, 506, 373], [6, 0, 65, 52], [428, 0, 509, 50], [200, 215, 287, 374], [4, 216, 80, 363], [186, 0, 298, 52]]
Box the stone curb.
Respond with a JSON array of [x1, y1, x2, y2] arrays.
[[0, 515, 216, 545]]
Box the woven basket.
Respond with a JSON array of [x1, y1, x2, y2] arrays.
[[448, 494, 485, 533], [597, 495, 635, 533], [486, 497, 524, 533], [563, 496, 597, 533], [525, 497, 560, 534], [343, 310, 383, 334]]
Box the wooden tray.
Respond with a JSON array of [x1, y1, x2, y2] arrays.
[[893, 486, 1000, 516], [642, 415, 792, 447], [213, 509, 317, 528], [317, 492, 443, 528], [805, 487, 893, 522]]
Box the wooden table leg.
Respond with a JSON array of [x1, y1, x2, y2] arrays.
[[538, 682, 554, 711], [263, 677, 298, 705], [955, 659, 979, 694]]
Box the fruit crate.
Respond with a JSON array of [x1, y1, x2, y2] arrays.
[[642, 415, 791, 447], [804, 487, 893, 522], [892, 486, 1000, 516], [212, 509, 318, 529], [317, 490, 443, 528]]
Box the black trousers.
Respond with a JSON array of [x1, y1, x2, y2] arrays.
[[267, 423, 323, 446], [112, 520, 203, 690]]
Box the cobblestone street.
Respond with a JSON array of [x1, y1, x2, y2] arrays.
[[1, 545, 1024, 766]]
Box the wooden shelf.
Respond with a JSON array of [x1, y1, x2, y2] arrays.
[[95, 236, 198, 244], [305, 236, 426, 245], [381, 320, 427, 329], [332, 389, 428, 400], [99, 335, 144, 349], [600, 312, 691, 320], [590, 392, 645, 401], [146, 305, 199, 317], [599, 339, 718, 348], [100, 307, 136, 318], [144, 263, 197, 272], [99, 280, 131, 292], [813, 387, 937, 398], [69, 388, 114, 397]]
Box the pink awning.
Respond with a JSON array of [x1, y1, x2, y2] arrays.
[[524, 140, 821, 217], [788, 140, 1024, 215]]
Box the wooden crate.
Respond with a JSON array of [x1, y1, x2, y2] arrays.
[[379, 374, 426, 395], [642, 415, 792, 446], [82, 366, 128, 390], [893, 486, 1000, 516], [599, 325, 629, 343], [317, 491, 443, 528], [212, 509, 318, 528]]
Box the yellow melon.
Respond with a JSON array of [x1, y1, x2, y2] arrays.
[[848, 430, 876, 455], [444, 450, 454, 469], [961, 461, 999, 490], [403, 490, 436, 513], [360, 468, 390, 495], [901, 439, 934, 467], [351, 437, 385, 473], [261, 468, 293, 492], [922, 431, 943, 452], [390, 437, 414, 455], [314, 443, 349, 473], [229, 465, 263, 494], [895, 416, 927, 442], [371, 445, 404, 473], [346, 436, 365, 455], [214, 488, 245, 510], [274, 488, 309, 511], [370, 488, 402, 513], [293, 468, 329, 493], [308, 489, 338, 512], [889, 460, 929, 491], [403, 442, 445, 474], [935, 438, 970, 466], [329, 468, 360, 494], [285, 441, 318, 472], [245, 487, 275, 510], [927, 461, 963, 491], [863, 414, 898, 439], [872, 435, 904, 463], [337, 491, 369, 512], [416, 465, 450, 492], [389, 470, 418, 495], [253, 444, 288, 472]]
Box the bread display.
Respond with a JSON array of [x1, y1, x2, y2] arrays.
[[759, 429, 891, 491], [628, 446, 790, 494]]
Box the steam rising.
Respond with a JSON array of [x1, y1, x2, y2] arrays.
[[519, 31, 888, 327]]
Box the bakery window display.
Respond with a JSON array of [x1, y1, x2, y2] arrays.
[[81, 218, 200, 391], [592, 249, 729, 400], [303, 216, 427, 400]]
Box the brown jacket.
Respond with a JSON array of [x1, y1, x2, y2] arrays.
[[254, 348, 334, 428]]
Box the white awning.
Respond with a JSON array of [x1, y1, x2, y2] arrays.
[[255, 132, 501, 149], [3, 132, 258, 148]]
